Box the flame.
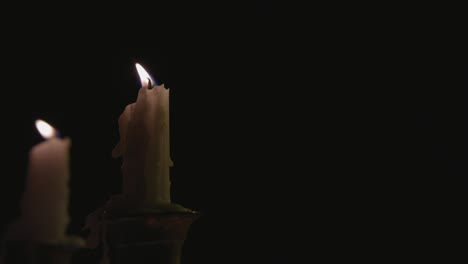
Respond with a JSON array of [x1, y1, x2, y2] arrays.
[[35, 119, 57, 139], [135, 63, 156, 87]]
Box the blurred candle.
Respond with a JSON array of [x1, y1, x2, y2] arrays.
[[16, 120, 71, 241], [112, 63, 172, 207]]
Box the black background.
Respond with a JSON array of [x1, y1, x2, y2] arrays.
[[0, 2, 307, 263], [0, 3, 462, 262]]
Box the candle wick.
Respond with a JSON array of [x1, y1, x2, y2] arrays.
[[147, 78, 152, 88]]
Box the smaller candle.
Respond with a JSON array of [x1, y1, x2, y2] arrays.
[[10, 120, 71, 242]]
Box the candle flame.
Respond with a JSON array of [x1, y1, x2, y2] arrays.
[[136, 63, 156, 87], [35, 119, 57, 139]]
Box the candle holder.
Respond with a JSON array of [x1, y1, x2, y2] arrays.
[[2, 236, 84, 264], [102, 210, 200, 264], [83, 197, 200, 264]]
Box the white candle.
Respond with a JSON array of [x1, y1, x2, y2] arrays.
[[13, 120, 71, 242], [112, 63, 172, 208]]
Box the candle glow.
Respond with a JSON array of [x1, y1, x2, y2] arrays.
[[136, 63, 156, 87], [35, 119, 57, 139]]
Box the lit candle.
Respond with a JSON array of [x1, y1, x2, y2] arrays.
[[112, 63, 172, 208], [11, 120, 71, 242]]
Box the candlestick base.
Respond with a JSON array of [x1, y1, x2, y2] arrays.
[[101, 211, 200, 264], [2, 236, 85, 264], [82, 195, 200, 264]]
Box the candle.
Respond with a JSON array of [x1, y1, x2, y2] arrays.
[[112, 63, 172, 208], [11, 120, 71, 242]]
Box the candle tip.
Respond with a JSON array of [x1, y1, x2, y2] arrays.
[[135, 63, 157, 87], [35, 119, 58, 139]]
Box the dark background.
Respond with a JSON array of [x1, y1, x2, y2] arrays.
[[0, 2, 309, 263], [0, 3, 462, 262]]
